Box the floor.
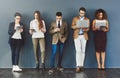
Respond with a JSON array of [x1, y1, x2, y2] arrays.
[[0, 68, 120, 78]]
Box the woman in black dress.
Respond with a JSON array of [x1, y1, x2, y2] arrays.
[[92, 9, 109, 70]]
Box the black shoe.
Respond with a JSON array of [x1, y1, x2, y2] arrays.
[[41, 63, 45, 71], [101, 68, 105, 70], [41, 63, 45, 69], [36, 63, 39, 69], [98, 68, 101, 70], [80, 66, 84, 71]]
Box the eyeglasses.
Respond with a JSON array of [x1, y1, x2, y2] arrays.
[[15, 18, 21, 19]]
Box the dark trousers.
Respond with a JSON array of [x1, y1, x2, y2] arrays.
[[50, 41, 64, 68], [10, 39, 22, 65]]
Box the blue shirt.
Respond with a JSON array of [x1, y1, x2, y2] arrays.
[[79, 17, 84, 35]]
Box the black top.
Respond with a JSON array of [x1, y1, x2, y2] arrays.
[[8, 22, 25, 45]]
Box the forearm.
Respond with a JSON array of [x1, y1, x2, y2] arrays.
[[83, 28, 89, 32]]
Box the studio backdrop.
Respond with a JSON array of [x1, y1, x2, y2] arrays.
[[0, 0, 119, 68]]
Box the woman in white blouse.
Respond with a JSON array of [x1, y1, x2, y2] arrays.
[[29, 11, 46, 69]]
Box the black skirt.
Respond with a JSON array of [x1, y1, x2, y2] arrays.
[[94, 31, 107, 52]]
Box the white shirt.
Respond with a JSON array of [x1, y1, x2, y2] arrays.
[[30, 19, 46, 38], [56, 20, 62, 27], [12, 24, 22, 39]]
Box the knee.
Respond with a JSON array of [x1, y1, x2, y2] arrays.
[[41, 49, 45, 53]]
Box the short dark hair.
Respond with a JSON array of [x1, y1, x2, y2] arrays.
[[95, 9, 107, 19], [79, 7, 86, 12], [56, 12, 62, 16], [14, 12, 22, 17]]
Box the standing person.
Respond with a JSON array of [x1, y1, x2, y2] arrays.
[[92, 9, 109, 70], [8, 12, 25, 72], [71, 7, 90, 73], [49, 12, 68, 74], [29, 11, 46, 69]]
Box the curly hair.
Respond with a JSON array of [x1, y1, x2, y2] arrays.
[[95, 9, 107, 19]]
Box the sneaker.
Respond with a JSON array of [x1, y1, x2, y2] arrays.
[[12, 65, 16, 72], [48, 69, 55, 74], [57, 67, 64, 72], [15, 65, 22, 71]]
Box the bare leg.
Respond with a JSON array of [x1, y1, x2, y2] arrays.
[[96, 52, 101, 69], [101, 52, 105, 69]]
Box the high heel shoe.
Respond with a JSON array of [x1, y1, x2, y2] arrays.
[[101, 65, 105, 70], [98, 65, 101, 70]]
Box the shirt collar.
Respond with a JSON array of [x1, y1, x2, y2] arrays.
[[80, 16, 85, 20], [56, 19, 62, 23]]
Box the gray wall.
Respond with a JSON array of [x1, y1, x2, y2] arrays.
[[0, 0, 120, 68]]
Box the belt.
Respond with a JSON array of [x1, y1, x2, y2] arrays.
[[78, 34, 84, 35]]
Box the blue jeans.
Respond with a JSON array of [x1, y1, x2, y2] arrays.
[[50, 41, 64, 68]]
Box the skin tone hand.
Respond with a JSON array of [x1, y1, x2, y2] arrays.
[[29, 29, 33, 35], [20, 28, 23, 33], [14, 26, 23, 33], [77, 26, 88, 31], [102, 28, 107, 32], [54, 28, 60, 32], [78, 26, 84, 29], [75, 26, 84, 29], [82, 27, 89, 31], [41, 27, 45, 33], [95, 26, 100, 30]]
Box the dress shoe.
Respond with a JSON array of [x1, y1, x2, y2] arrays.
[[76, 67, 81, 73], [41, 63, 45, 69], [36, 63, 39, 69]]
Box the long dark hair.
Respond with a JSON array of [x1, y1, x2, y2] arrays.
[[95, 9, 107, 20], [34, 11, 43, 29]]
